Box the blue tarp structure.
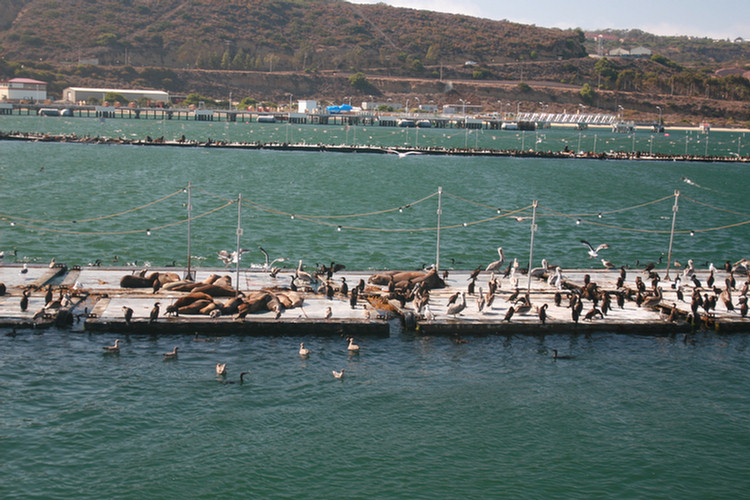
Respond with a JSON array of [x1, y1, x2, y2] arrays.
[[326, 104, 353, 114]]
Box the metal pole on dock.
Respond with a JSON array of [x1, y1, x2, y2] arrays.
[[665, 190, 679, 281], [235, 194, 243, 294], [186, 182, 193, 280], [527, 200, 538, 293], [436, 186, 442, 270]]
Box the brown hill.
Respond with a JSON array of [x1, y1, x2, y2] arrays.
[[0, 0, 585, 69]]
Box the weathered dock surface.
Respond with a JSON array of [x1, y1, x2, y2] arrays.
[[0, 263, 748, 335]]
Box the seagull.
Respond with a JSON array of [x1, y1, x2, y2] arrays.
[[163, 346, 179, 359], [20, 263, 28, 274], [601, 258, 615, 269], [581, 240, 609, 258], [324, 306, 332, 319], [258, 246, 286, 271], [299, 342, 310, 357], [347, 337, 360, 352], [332, 369, 345, 379], [385, 148, 422, 158], [49, 257, 56, 268], [485, 247, 505, 273], [216, 363, 227, 376], [103, 339, 120, 353]]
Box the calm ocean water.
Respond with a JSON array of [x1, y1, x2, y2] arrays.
[[1, 115, 749, 499]]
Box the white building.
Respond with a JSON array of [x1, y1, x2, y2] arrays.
[[62, 87, 169, 104], [297, 99, 318, 113], [0, 78, 47, 102]]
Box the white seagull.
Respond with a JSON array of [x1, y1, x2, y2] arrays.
[[103, 339, 120, 353], [385, 148, 423, 158], [580, 240, 610, 258], [332, 369, 345, 379], [299, 342, 310, 357]]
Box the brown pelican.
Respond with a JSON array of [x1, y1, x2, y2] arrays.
[[446, 292, 466, 318], [295, 260, 315, 283], [485, 247, 505, 273]]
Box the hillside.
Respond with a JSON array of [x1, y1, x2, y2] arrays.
[[0, 1, 748, 127], [0, 0, 585, 70]]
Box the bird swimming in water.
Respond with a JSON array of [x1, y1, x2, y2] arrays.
[[216, 363, 227, 376], [222, 372, 249, 384], [347, 337, 360, 352], [332, 369, 345, 379], [163, 346, 179, 359], [299, 342, 310, 357], [103, 339, 120, 353], [581, 240, 609, 258], [552, 349, 572, 360]]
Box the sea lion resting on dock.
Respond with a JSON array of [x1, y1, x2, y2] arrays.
[[119, 271, 180, 289], [368, 268, 445, 291]]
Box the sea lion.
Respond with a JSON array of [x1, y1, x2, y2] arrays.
[[161, 280, 202, 292], [220, 296, 245, 315], [178, 299, 214, 315], [191, 284, 236, 297], [171, 292, 215, 309], [119, 274, 156, 288]]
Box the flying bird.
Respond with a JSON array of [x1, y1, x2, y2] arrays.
[[581, 240, 609, 258]]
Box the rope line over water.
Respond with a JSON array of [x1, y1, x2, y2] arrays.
[[1, 185, 748, 236]]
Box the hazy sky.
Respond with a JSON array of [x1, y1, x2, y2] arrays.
[[346, 0, 750, 40]]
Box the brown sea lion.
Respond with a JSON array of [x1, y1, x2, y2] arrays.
[[161, 280, 202, 292], [171, 292, 215, 309], [191, 284, 236, 297], [178, 299, 214, 315], [120, 274, 156, 288]]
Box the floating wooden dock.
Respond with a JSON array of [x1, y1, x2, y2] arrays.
[[1, 263, 747, 336]]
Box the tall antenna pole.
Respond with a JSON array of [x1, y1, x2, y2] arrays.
[[186, 182, 193, 280], [436, 186, 442, 270], [665, 190, 679, 281], [235, 194, 243, 294], [527, 200, 538, 293]]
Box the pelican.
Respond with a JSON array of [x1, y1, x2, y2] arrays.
[[216, 363, 227, 376], [529, 259, 549, 278], [299, 342, 310, 357], [332, 369, 345, 379], [295, 260, 315, 283], [103, 339, 120, 353], [347, 337, 360, 352], [49, 257, 56, 268], [446, 292, 466, 318], [581, 240, 609, 258], [163, 346, 179, 359], [485, 247, 505, 273]]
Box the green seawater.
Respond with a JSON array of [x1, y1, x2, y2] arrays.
[[1, 115, 749, 499]]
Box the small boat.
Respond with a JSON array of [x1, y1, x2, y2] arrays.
[[397, 119, 415, 128], [501, 122, 518, 130], [257, 115, 276, 123], [416, 120, 432, 128]]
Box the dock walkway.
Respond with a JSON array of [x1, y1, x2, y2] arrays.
[[0, 263, 747, 335]]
